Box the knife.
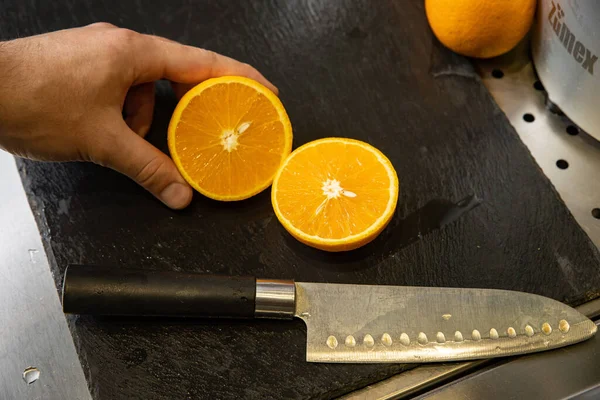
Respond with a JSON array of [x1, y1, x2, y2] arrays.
[[62, 265, 597, 363]]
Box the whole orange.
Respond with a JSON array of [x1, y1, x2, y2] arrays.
[[425, 0, 536, 58]]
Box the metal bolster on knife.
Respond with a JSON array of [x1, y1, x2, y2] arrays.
[[255, 279, 295, 318]]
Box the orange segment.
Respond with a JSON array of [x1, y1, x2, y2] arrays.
[[168, 76, 293, 201], [272, 138, 399, 252]]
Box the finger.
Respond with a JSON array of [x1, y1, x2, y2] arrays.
[[124, 82, 155, 137], [94, 120, 193, 209], [131, 34, 278, 94]]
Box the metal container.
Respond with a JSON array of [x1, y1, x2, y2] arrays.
[[532, 0, 600, 141]]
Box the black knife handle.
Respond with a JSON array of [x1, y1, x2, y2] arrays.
[[62, 265, 257, 318]]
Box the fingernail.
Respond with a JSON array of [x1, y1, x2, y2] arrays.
[[160, 182, 193, 209]]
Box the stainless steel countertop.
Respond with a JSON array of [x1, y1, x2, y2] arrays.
[[0, 151, 91, 399]]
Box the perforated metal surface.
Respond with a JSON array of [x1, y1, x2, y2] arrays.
[[477, 45, 600, 249]]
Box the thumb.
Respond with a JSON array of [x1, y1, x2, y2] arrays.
[[96, 121, 193, 209]]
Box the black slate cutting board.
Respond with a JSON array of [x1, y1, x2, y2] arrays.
[[6, 0, 600, 399]]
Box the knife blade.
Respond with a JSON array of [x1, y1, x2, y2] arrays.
[[62, 265, 597, 363], [295, 282, 596, 362]]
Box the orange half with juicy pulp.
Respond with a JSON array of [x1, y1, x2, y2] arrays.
[[168, 76, 293, 201], [272, 138, 399, 252]]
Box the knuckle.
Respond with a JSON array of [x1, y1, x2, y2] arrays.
[[104, 28, 138, 52], [113, 28, 139, 46], [242, 63, 258, 77], [89, 22, 116, 29], [207, 49, 219, 61], [200, 49, 218, 64], [101, 28, 140, 76], [201, 49, 219, 76], [134, 155, 167, 188]]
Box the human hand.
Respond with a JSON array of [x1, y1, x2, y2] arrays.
[[0, 23, 277, 209]]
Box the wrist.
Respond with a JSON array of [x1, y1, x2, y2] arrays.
[[0, 39, 30, 155], [0, 40, 19, 112]]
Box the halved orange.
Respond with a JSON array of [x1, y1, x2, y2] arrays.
[[168, 76, 293, 201], [272, 138, 399, 252]]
